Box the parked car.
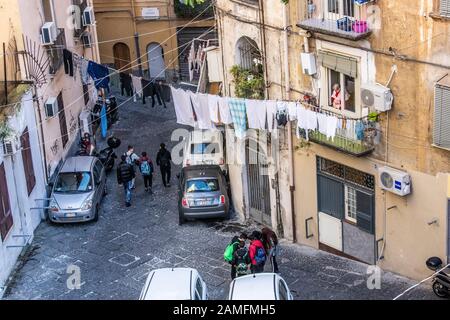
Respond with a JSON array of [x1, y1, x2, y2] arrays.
[[228, 273, 293, 300], [47, 156, 107, 223], [139, 268, 208, 300], [177, 165, 230, 225], [182, 130, 227, 173]]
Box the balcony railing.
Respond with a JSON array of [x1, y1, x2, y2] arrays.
[[174, 0, 214, 19], [297, 0, 374, 41], [48, 29, 66, 75], [300, 103, 377, 157]]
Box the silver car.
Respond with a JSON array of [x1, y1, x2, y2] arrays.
[[48, 156, 107, 223]]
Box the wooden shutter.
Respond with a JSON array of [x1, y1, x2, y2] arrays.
[[441, 0, 450, 17], [82, 84, 90, 106], [21, 128, 36, 195], [318, 50, 358, 78], [356, 190, 375, 234], [57, 92, 69, 148], [433, 84, 450, 149], [318, 175, 345, 219], [0, 163, 13, 241]]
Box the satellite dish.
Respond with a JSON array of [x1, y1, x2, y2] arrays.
[[361, 89, 375, 107]]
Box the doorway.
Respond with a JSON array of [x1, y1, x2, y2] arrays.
[[147, 42, 165, 80], [113, 42, 131, 72]]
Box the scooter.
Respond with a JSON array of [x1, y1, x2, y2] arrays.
[[426, 257, 450, 299], [93, 147, 117, 172]]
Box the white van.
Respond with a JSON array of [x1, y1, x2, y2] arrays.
[[183, 130, 226, 172]]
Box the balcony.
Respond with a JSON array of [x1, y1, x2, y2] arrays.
[[48, 29, 66, 75], [174, 0, 214, 19], [300, 103, 376, 157], [297, 0, 374, 41]]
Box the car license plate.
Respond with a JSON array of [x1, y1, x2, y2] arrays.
[[65, 213, 76, 218], [197, 200, 207, 206]]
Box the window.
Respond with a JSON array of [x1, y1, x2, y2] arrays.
[[42, 0, 54, 22], [433, 84, 450, 149], [191, 143, 219, 155], [54, 172, 93, 193], [93, 161, 103, 185], [345, 186, 357, 223], [186, 179, 219, 193], [57, 92, 69, 148], [326, 0, 355, 19], [278, 280, 288, 300], [0, 163, 13, 241], [21, 128, 36, 195], [195, 278, 203, 300], [440, 0, 450, 17]]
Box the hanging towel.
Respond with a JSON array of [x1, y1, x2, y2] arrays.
[[305, 109, 318, 131], [228, 98, 247, 139], [246, 99, 265, 130], [132, 75, 143, 98], [190, 92, 213, 129], [218, 96, 232, 124], [188, 42, 196, 82], [63, 49, 74, 76], [355, 120, 365, 141], [80, 58, 90, 85], [287, 102, 298, 121], [317, 113, 328, 136], [100, 104, 108, 138], [171, 87, 195, 127], [87, 61, 110, 90], [326, 115, 338, 139], [265, 100, 278, 132], [207, 94, 220, 123], [296, 105, 307, 130]]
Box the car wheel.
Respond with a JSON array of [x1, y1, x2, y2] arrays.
[[432, 281, 449, 298], [93, 205, 99, 222]]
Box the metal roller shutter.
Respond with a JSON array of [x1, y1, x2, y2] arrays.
[[318, 50, 358, 78], [433, 84, 450, 149]]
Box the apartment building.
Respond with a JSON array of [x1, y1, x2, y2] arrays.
[[0, 0, 100, 294], [215, 0, 450, 280]]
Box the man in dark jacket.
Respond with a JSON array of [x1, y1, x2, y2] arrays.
[[117, 154, 135, 207], [262, 227, 279, 273], [156, 143, 172, 187]]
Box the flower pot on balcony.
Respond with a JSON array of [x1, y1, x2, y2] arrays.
[[337, 17, 354, 32], [353, 20, 368, 33]]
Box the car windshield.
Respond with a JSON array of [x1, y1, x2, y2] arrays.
[[191, 143, 219, 155], [54, 172, 93, 193], [186, 179, 219, 193]]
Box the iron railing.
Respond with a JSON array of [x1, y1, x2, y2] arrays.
[[297, 0, 374, 41]]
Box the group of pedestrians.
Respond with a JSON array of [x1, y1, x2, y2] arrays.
[[116, 143, 172, 207], [224, 227, 279, 280]]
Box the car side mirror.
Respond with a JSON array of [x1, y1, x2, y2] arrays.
[[48, 181, 54, 188]]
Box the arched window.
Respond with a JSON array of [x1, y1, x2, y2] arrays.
[[147, 42, 166, 80], [235, 36, 262, 72]]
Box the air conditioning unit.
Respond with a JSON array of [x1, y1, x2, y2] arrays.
[[45, 97, 58, 118], [378, 166, 411, 196], [300, 52, 317, 75], [41, 22, 57, 45], [82, 6, 95, 26], [361, 83, 394, 112], [81, 33, 92, 48], [2, 138, 18, 156]]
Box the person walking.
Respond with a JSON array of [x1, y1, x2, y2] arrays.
[[248, 231, 266, 274], [156, 143, 172, 188], [262, 227, 280, 274], [138, 152, 154, 194], [117, 154, 135, 207], [125, 145, 139, 189], [224, 233, 247, 280]]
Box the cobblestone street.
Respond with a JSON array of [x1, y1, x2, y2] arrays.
[[2, 92, 437, 300]]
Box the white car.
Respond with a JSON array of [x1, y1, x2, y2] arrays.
[[228, 273, 293, 300], [183, 130, 226, 173], [139, 268, 208, 300]]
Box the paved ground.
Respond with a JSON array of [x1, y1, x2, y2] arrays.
[[2, 90, 438, 300]]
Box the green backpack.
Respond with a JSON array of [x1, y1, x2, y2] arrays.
[[224, 242, 239, 263]]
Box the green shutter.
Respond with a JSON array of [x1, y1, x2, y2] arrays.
[[441, 0, 450, 17], [356, 190, 375, 234], [318, 50, 358, 78], [318, 175, 345, 220], [433, 84, 450, 149]]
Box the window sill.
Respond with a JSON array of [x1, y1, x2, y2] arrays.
[[429, 12, 450, 21], [229, 0, 259, 9]]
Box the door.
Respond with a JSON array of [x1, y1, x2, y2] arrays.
[[147, 43, 165, 80], [93, 160, 105, 206], [57, 92, 69, 148], [113, 42, 131, 72], [246, 132, 271, 226]]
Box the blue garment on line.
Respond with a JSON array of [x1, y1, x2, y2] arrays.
[[100, 104, 107, 138], [355, 120, 364, 141], [87, 61, 110, 89], [228, 98, 247, 139]]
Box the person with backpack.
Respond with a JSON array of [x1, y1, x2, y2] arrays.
[[125, 145, 139, 189], [262, 227, 280, 274], [117, 154, 136, 207], [232, 242, 251, 278], [248, 231, 266, 274], [138, 152, 154, 194], [156, 143, 172, 188], [224, 233, 248, 280]]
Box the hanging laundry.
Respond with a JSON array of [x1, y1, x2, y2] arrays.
[[287, 102, 298, 121], [87, 61, 110, 90], [296, 105, 307, 130], [188, 42, 196, 82], [305, 109, 318, 131], [72, 53, 81, 81], [317, 113, 328, 136], [228, 98, 248, 139], [207, 94, 220, 123], [265, 100, 278, 132], [189, 91, 213, 130], [355, 120, 365, 141], [171, 87, 195, 127], [218, 96, 232, 124], [100, 103, 108, 138], [120, 73, 133, 97], [63, 49, 74, 77], [326, 115, 338, 139], [246, 99, 265, 130], [276, 101, 288, 127], [80, 58, 90, 85], [131, 75, 143, 98], [141, 79, 165, 107]]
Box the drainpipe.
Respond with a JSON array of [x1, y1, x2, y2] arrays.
[[131, 0, 143, 76], [33, 86, 49, 184], [283, 4, 297, 243], [258, 0, 269, 100]]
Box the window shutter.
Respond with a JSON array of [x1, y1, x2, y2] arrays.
[[318, 50, 358, 78], [356, 190, 374, 234], [440, 0, 450, 17], [0, 163, 13, 241], [433, 84, 450, 149], [318, 175, 345, 219], [21, 128, 36, 195]]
